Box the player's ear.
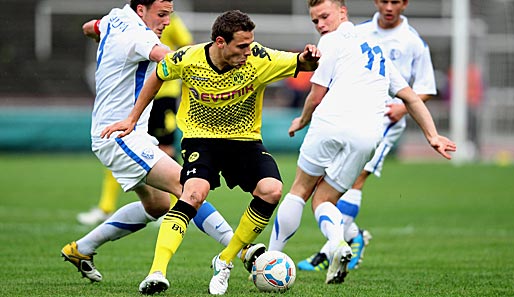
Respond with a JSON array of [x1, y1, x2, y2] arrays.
[[215, 36, 226, 48], [136, 4, 145, 17]]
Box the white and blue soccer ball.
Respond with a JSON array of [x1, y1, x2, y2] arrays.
[[251, 250, 296, 292]]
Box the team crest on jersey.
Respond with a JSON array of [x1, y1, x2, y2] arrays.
[[141, 148, 154, 160], [389, 49, 401, 61], [232, 71, 245, 85], [188, 152, 200, 162]]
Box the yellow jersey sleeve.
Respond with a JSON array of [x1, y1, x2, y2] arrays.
[[157, 42, 300, 140]]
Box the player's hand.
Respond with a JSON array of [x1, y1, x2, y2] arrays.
[[301, 44, 321, 61], [428, 135, 457, 160], [82, 19, 100, 43], [385, 103, 408, 122], [101, 118, 136, 139], [298, 44, 321, 71], [288, 117, 303, 137]]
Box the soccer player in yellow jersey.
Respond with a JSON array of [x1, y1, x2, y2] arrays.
[[77, 14, 192, 226], [102, 10, 320, 295]]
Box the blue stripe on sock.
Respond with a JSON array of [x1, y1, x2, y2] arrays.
[[336, 199, 359, 218], [106, 221, 146, 232], [273, 217, 280, 240], [318, 215, 333, 229], [192, 201, 217, 233]]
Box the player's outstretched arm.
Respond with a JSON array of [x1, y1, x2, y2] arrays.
[[396, 87, 457, 159], [82, 19, 100, 42], [289, 83, 327, 137], [101, 74, 164, 139], [297, 44, 321, 72]]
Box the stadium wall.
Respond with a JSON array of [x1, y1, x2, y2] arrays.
[[0, 107, 306, 153]]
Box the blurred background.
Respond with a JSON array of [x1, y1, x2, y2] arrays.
[[1, 0, 513, 164]]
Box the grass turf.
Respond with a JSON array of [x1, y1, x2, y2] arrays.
[[0, 153, 513, 296]]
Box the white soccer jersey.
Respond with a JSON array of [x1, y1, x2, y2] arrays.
[[90, 4, 161, 139], [310, 21, 407, 126], [299, 22, 408, 191], [356, 13, 437, 100]]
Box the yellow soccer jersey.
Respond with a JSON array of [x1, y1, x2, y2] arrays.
[[156, 42, 300, 140], [155, 14, 193, 99]]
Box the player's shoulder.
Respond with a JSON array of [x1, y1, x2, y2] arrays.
[[400, 17, 429, 48], [355, 18, 374, 33], [248, 41, 286, 63], [167, 42, 208, 64]]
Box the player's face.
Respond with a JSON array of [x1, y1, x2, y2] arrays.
[[138, 0, 173, 38], [374, 0, 408, 29], [309, 0, 347, 36], [222, 31, 254, 68]]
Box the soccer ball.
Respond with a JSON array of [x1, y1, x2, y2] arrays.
[[251, 251, 296, 292]]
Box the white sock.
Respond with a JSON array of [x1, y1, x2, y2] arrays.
[[319, 218, 360, 256], [336, 189, 362, 230], [77, 201, 154, 255], [192, 201, 234, 247], [314, 201, 345, 254], [268, 193, 306, 251]]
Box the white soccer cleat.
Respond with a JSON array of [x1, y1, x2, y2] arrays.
[[209, 254, 233, 295], [326, 240, 352, 284], [139, 271, 170, 295], [76, 207, 112, 226]]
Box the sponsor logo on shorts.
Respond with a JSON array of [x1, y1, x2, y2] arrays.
[[141, 148, 154, 159], [188, 152, 200, 162], [186, 168, 197, 176]]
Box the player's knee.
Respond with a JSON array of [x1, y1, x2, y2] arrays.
[[254, 178, 282, 204]]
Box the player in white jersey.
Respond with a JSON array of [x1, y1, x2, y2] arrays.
[[60, 0, 239, 284], [268, 0, 455, 285], [297, 0, 437, 272]]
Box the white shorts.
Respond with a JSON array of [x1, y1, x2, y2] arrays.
[[92, 131, 167, 192], [364, 115, 406, 177], [298, 121, 381, 193]]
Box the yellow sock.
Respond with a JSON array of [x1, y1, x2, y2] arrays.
[[149, 200, 196, 277], [219, 205, 270, 263], [169, 194, 178, 209], [98, 170, 120, 213]]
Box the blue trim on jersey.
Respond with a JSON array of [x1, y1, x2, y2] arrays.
[[318, 215, 333, 229], [115, 137, 151, 172], [106, 221, 146, 232], [134, 61, 150, 103], [357, 19, 372, 26], [336, 200, 359, 219], [408, 25, 428, 47], [192, 201, 217, 233], [97, 24, 111, 68]]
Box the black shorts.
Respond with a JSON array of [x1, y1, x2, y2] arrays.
[[180, 138, 282, 192], [148, 96, 178, 146]]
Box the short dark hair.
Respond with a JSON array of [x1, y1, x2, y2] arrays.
[[130, 0, 172, 11], [211, 10, 256, 43]]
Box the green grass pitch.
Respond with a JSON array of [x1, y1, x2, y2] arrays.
[[1, 153, 513, 296]]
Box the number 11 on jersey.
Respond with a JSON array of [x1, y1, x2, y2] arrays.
[[360, 42, 385, 77]]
